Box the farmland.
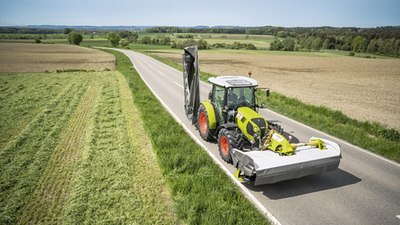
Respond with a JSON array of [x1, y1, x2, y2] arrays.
[[0, 71, 178, 224], [0, 43, 115, 72], [149, 49, 400, 131], [0, 43, 270, 224]]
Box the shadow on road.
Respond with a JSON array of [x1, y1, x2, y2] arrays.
[[245, 169, 361, 200]]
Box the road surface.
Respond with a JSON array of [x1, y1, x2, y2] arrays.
[[113, 48, 400, 225]]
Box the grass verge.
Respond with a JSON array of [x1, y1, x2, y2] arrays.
[[139, 51, 400, 163], [103, 49, 270, 225]]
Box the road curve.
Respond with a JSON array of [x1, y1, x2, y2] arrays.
[[112, 48, 400, 225]]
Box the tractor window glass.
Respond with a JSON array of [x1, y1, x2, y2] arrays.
[[228, 87, 255, 109], [212, 85, 225, 107]]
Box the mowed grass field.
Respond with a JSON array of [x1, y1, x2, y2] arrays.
[[0, 71, 177, 224], [150, 49, 400, 131], [0, 43, 177, 224], [0, 43, 115, 72]]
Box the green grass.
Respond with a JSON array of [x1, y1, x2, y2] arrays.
[[103, 49, 270, 225], [0, 71, 177, 224], [135, 50, 400, 163]]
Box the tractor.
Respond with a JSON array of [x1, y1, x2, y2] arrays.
[[182, 46, 341, 185]]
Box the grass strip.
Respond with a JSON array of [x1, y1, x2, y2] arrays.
[[140, 50, 400, 163], [104, 49, 270, 225], [0, 73, 88, 224], [60, 72, 177, 224]]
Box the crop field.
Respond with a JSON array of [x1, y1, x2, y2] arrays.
[[0, 71, 177, 224], [0, 43, 115, 72], [150, 50, 400, 131]]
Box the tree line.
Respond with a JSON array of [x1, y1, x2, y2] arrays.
[[145, 26, 400, 56]]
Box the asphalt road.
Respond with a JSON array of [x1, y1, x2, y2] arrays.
[[114, 48, 400, 225]]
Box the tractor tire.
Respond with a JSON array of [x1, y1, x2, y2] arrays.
[[218, 128, 240, 164], [197, 104, 214, 141]]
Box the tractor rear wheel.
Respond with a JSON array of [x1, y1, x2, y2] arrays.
[[218, 128, 240, 164], [198, 104, 214, 141]]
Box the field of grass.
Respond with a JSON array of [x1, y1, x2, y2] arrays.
[[104, 49, 270, 224], [134, 49, 400, 163], [0, 71, 177, 224]]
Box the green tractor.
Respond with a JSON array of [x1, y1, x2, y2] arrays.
[[182, 46, 341, 185]]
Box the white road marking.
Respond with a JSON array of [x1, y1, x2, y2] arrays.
[[157, 70, 167, 77], [174, 81, 183, 88], [396, 215, 400, 219]]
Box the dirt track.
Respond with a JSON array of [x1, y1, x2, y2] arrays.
[[154, 51, 400, 131], [0, 43, 115, 72]]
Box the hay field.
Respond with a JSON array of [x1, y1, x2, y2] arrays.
[[0, 71, 176, 224], [153, 50, 400, 130], [0, 43, 115, 72]]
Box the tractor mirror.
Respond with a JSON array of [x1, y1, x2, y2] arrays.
[[208, 91, 212, 100], [266, 88, 270, 97]]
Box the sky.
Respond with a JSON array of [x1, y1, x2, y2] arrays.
[[0, 0, 399, 27]]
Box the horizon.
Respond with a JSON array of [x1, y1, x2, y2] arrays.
[[1, 0, 399, 28], [2, 24, 399, 29]]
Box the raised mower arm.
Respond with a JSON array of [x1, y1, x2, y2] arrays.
[[182, 46, 200, 125]]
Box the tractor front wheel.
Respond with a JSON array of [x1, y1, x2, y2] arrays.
[[218, 128, 239, 164]]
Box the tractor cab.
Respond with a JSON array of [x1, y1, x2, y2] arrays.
[[208, 76, 259, 123]]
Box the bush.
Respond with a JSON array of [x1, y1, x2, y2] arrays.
[[119, 38, 130, 48], [171, 38, 208, 49], [269, 39, 283, 50], [34, 38, 41, 44], [67, 32, 83, 45], [349, 51, 355, 56], [210, 42, 256, 50], [107, 32, 120, 47], [282, 37, 296, 51]]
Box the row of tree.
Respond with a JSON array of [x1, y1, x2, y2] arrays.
[[270, 35, 400, 56], [145, 26, 400, 56]]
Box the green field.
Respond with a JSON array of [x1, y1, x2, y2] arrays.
[[0, 71, 177, 224]]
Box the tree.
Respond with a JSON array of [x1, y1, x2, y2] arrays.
[[282, 37, 295, 51], [367, 39, 378, 53], [119, 31, 139, 43], [311, 37, 322, 51], [140, 36, 151, 44], [269, 39, 283, 50], [107, 32, 120, 47], [64, 28, 73, 34], [67, 31, 83, 45], [119, 38, 130, 48], [352, 36, 367, 52]]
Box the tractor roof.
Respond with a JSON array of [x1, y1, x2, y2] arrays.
[[208, 76, 258, 88]]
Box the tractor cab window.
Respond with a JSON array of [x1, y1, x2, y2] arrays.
[[227, 87, 255, 109], [212, 85, 225, 107], [212, 85, 225, 122]]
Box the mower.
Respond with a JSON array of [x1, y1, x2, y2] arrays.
[[182, 46, 341, 185]]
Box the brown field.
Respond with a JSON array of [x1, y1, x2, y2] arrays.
[[154, 50, 400, 131], [0, 43, 115, 72]]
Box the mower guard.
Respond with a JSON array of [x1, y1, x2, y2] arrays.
[[231, 137, 341, 185]]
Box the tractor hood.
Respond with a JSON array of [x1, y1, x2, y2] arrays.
[[236, 107, 267, 142]]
